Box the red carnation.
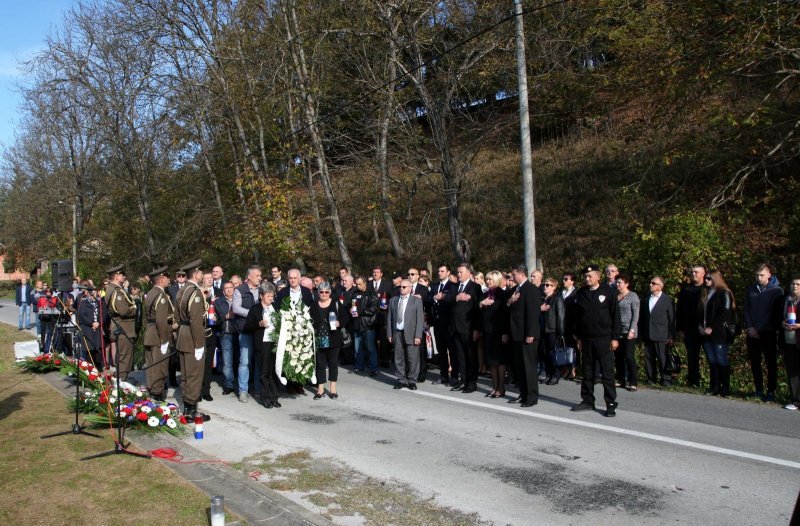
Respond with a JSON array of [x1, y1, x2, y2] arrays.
[[88, 373, 98, 381], [136, 412, 148, 422], [54, 359, 61, 366], [179, 415, 188, 425], [155, 407, 164, 414], [36, 356, 43, 362], [99, 396, 108, 404]]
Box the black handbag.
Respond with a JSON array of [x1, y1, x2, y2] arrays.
[[665, 345, 682, 374], [551, 337, 575, 367]]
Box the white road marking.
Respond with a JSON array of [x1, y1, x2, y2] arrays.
[[404, 389, 800, 470]]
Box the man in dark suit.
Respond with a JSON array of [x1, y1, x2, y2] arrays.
[[428, 264, 455, 385], [368, 266, 393, 367], [211, 265, 225, 297], [446, 263, 482, 393], [639, 276, 676, 386], [387, 280, 425, 389], [507, 264, 541, 407], [273, 268, 313, 309], [168, 270, 187, 301], [408, 268, 430, 382]]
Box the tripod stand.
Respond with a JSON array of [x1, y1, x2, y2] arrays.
[[81, 316, 150, 461], [41, 331, 101, 440]]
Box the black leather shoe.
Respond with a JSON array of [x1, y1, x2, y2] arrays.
[[393, 383, 407, 390], [450, 383, 463, 391], [605, 402, 618, 417], [313, 392, 326, 400], [461, 386, 476, 394], [222, 387, 234, 395], [272, 400, 282, 408], [417, 377, 426, 383], [508, 395, 522, 403], [521, 400, 538, 407], [202, 394, 214, 402], [545, 377, 559, 385], [408, 384, 417, 391], [262, 399, 274, 408], [369, 370, 379, 377], [571, 401, 596, 412], [329, 392, 339, 399]]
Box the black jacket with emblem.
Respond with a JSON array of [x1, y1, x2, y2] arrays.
[[574, 283, 621, 341]]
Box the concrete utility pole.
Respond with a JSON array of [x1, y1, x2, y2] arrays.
[[514, 0, 537, 272]]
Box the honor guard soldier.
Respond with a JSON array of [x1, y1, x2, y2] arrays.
[[175, 260, 211, 421], [143, 266, 175, 402], [105, 264, 137, 382]]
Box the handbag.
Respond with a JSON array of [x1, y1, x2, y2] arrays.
[[665, 345, 682, 374], [551, 337, 575, 367], [340, 328, 352, 347]]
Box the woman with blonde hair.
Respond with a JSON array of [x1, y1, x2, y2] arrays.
[[479, 270, 510, 398], [699, 270, 736, 397]]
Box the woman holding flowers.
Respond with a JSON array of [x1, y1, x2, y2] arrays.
[[244, 283, 282, 408], [310, 281, 350, 399]]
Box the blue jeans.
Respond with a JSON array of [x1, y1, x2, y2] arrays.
[[354, 329, 378, 372], [219, 333, 235, 389], [18, 304, 30, 329], [703, 342, 729, 367], [238, 333, 253, 395]]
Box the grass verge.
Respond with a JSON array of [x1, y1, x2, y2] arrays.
[[236, 449, 487, 526], [0, 322, 225, 525]]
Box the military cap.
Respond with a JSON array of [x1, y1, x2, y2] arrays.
[[583, 264, 601, 273], [148, 266, 170, 279], [180, 259, 203, 273], [106, 264, 125, 276]]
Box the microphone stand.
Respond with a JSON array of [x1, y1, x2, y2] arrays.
[[41, 293, 101, 440], [81, 314, 150, 461]]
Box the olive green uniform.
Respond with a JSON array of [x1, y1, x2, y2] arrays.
[[105, 282, 137, 382], [176, 281, 207, 405], [143, 285, 174, 398]]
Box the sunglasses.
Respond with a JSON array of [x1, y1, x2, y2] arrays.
[[319, 290, 331, 294]]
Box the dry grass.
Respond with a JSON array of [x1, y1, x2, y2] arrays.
[[237, 449, 487, 526], [0, 322, 217, 525]]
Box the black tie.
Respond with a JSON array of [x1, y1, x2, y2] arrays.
[[458, 283, 464, 294]]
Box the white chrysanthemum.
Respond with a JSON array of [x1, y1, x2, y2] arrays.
[[141, 406, 152, 414], [109, 397, 117, 405], [135, 390, 143, 397], [147, 416, 159, 427], [166, 418, 177, 429], [111, 389, 119, 397], [286, 343, 293, 352], [160, 405, 171, 415], [290, 359, 298, 367]]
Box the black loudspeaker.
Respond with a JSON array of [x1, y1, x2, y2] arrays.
[[51, 259, 74, 291]]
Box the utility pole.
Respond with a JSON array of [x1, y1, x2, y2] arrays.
[[514, 0, 538, 272]]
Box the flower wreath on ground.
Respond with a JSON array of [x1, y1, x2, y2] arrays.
[[18, 354, 188, 436], [271, 296, 317, 385]]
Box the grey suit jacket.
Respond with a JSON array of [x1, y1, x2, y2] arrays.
[[386, 294, 424, 343], [639, 294, 675, 342]]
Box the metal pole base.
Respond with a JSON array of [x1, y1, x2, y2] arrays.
[[41, 423, 101, 440], [80, 441, 151, 461]]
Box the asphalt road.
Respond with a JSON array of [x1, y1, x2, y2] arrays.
[[4, 299, 798, 525]]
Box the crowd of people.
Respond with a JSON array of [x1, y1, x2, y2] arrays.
[[13, 260, 800, 419]]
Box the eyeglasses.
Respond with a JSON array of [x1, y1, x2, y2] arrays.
[[543, 283, 554, 288], [400, 285, 411, 289], [704, 277, 713, 282], [408, 272, 418, 276], [319, 290, 331, 294]]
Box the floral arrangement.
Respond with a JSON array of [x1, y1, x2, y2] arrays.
[[273, 296, 316, 384], [15, 352, 67, 374], [84, 399, 184, 436], [21, 355, 188, 436]]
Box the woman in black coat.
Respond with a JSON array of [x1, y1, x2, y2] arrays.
[[309, 281, 350, 399], [698, 270, 735, 397], [243, 283, 282, 408], [541, 277, 566, 385], [480, 271, 510, 398]]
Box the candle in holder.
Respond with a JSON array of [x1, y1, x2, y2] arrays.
[[210, 495, 225, 526]]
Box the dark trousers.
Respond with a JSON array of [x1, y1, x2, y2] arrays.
[[433, 321, 454, 381], [542, 332, 557, 378], [201, 335, 216, 398], [747, 332, 778, 394], [259, 342, 280, 401], [375, 318, 391, 366], [684, 330, 703, 387], [316, 345, 340, 385], [513, 340, 539, 403], [644, 339, 670, 386], [418, 334, 428, 380], [580, 339, 616, 405], [783, 343, 800, 404], [452, 330, 477, 388], [615, 336, 638, 387]]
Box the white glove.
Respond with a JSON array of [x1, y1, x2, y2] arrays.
[[194, 347, 204, 361], [160, 342, 169, 355]]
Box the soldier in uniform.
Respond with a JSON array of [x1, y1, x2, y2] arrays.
[[175, 260, 211, 421], [142, 267, 176, 402], [105, 264, 137, 382]]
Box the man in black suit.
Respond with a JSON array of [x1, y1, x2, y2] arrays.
[[429, 264, 455, 386], [507, 264, 541, 407], [168, 270, 187, 301], [408, 268, 430, 382], [368, 266, 393, 367], [446, 263, 482, 393], [273, 268, 313, 309], [639, 276, 676, 386], [572, 264, 622, 417]]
